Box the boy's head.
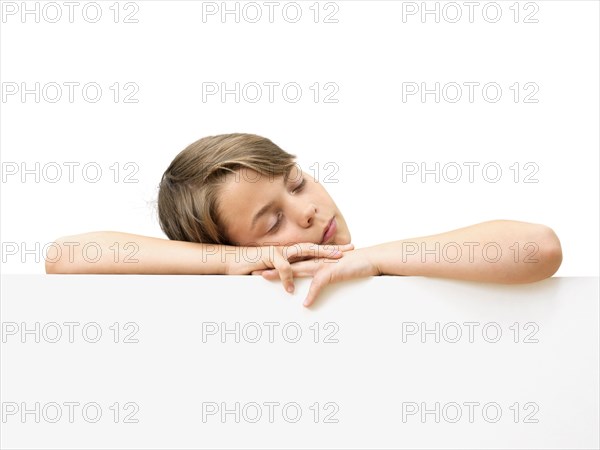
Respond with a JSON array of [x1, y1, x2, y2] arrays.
[[158, 133, 351, 246]]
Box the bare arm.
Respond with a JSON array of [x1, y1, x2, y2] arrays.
[[44, 231, 244, 275], [368, 220, 562, 283], [44, 231, 353, 292]]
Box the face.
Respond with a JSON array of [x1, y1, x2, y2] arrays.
[[217, 165, 351, 247]]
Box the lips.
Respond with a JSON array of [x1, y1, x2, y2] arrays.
[[320, 217, 336, 244]]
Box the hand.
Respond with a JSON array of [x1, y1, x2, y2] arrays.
[[253, 247, 381, 307], [229, 242, 355, 294]]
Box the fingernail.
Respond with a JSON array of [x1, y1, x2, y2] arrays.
[[287, 285, 294, 293]]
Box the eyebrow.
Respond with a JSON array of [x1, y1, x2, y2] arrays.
[[250, 174, 290, 232]]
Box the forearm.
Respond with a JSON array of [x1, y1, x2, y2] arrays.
[[369, 220, 563, 283], [44, 231, 261, 275]]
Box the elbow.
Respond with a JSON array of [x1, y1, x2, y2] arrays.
[[44, 234, 89, 274], [45, 258, 56, 274], [501, 223, 563, 284], [543, 226, 563, 277], [44, 231, 119, 274], [44, 239, 65, 274], [45, 255, 65, 274], [532, 225, 563, 281]]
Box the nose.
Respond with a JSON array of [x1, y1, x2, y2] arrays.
[[299, 202, 317, 228]]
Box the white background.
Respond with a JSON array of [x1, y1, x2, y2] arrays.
[[1, 0, 598, 274], [2, 275, 599, 448]]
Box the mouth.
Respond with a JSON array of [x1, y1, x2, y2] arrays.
[[320, 216, 337, 245]]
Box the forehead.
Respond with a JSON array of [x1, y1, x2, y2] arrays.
[[219, 165, 303, 203], [219, 167, 283, 201]]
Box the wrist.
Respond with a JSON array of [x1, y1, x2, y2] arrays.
[[222, 245, 243, 275], [224, 246, 268, 275], [361, 245, 384, 276]]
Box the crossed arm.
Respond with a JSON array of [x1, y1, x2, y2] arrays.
[[45, 219, 563, 306]]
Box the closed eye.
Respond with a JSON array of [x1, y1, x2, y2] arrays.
[[293, 178, 306, 194], [267, 178, 306, 234]]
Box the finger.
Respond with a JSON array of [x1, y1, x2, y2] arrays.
[[260, 269, 278, 280], [286, 242, 347, 262], [324, 243, 354, 252], [262, 261, 320, 280], [303, 274, 328, 307], [318, 243, 355, 259], [274, 250, 295, 294]]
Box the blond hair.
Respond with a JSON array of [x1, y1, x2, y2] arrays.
[[158, 133, 297, 244]]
